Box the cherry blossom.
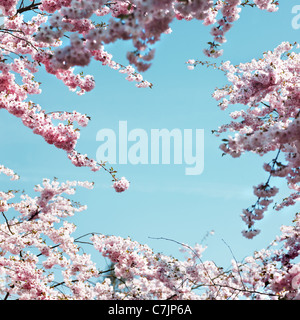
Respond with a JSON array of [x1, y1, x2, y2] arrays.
[[3, 0, 300, 301], [113, 177, 130, 193], [0, 165, 299, 300], [0, 0, 279, 190], [202, 42, 300, 238]]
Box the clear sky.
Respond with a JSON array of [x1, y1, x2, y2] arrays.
[[1, 1, 300, 268]]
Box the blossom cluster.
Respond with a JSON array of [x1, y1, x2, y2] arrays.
[[0, 26, 128, 189], [0, 167, 98, 299], [37, 0, 278, 64], [208, 42, 300, 237], [0, 167, 299, 300], [0, 0, 278, 191], [0, 165, 19, 181], [112, 177, 130, 193], [24, 0, 278, 73], [2, 0, 299, 301]]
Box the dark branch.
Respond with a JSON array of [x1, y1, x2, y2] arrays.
[[16, 2, 42, 15]]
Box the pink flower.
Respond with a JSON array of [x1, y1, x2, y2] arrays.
[[0, 200, 8, 212], [292, 273, 300, 289], [113, 177, 130, 193]]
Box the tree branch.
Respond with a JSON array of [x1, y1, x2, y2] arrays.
[[16, 1, 42, 15], [1, 212, 14, 235]]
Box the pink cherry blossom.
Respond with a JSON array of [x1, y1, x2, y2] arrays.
[[201, 42, 300, 237], [2, 0, 300, 302], [113, 177, 130, 193]]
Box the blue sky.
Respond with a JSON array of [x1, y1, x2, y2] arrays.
[[1, 1, 300, 267]]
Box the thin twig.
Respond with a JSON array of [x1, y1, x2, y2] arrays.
[[0, 30, 38, 52], [16, 1, 42, 14], [1, 212, 14, 235], [221, 238, 246, 291], [149, 236, 216, 286]]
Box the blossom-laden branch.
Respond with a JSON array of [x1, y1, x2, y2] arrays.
[[240, 149, 281, 239], [0, 0, 278, 191], [0, 167, 299, 300], [188, 41, 300, 238], [191, 41, 300, 238], [0, 152, 299, 302]]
